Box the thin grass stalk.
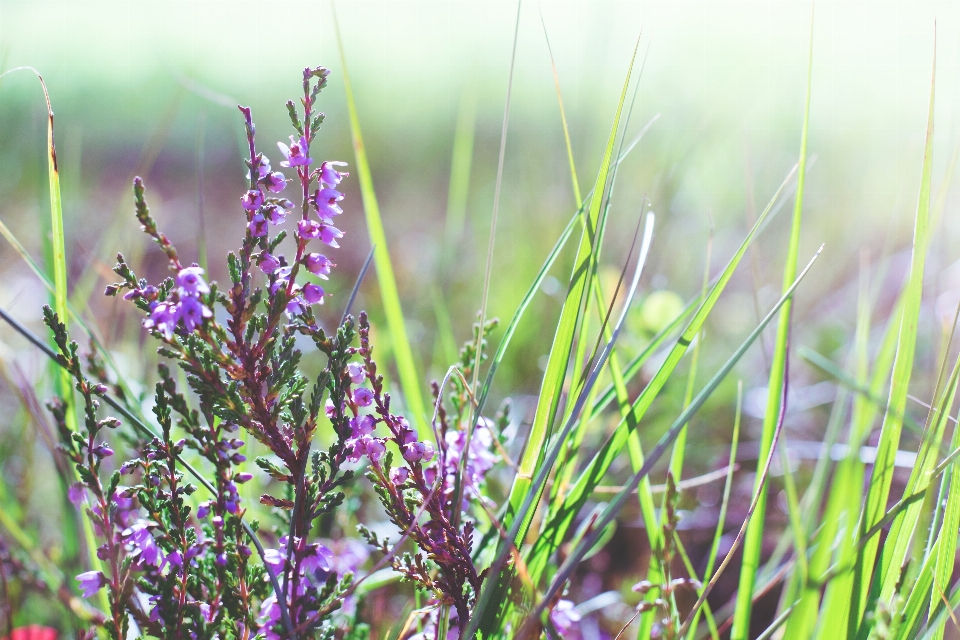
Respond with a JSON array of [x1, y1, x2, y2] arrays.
[[731, 10, 814, 637]]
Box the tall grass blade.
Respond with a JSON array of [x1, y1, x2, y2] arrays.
[[333, 14, 428, 433], [851, 34, 936, 637], [534, 246, 824, 629], [685, 380, 742, 639], [731, 11, 814, 637], [493, 37, 640, 574], [926, 368, 960, 640], [527, 162, 799, 590], [468, 211, 654, 638]]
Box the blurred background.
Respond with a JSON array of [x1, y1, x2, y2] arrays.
[[1, 0, 960, 635]]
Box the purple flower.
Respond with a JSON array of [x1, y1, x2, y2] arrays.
[[550, 600, 583, 638], [349, 415, 376, 438], [177, 296, 213, 333], [259, 252, 281, 274], [285, 296, 305, 316], [302, 282, 324, 305], [76, 570, 107, 599], [297, 219, 321, 240], [320, 161, 349, 187], [301, 543, 334, 582], [402, 440, 435, 463], [346, 362, 364, 384], [263, 172, 287, 193], [314, 188, 343, 222], [251, 155, 271, 179], [241, 189, 264, 211], [68, 483, 86, 506], [325, 398, 340, 420], [263, 547, 285, 574], [144, 302, 177, 339], [124, 521, 163, 567], [92, 443, 114, 458], [390, 466, 409, 484], [177, 266, 210, 295], [263, 204, 286, 225], [277, 136, 311, 168], [235, 472, 254, 483], [353, 387, 373, 407], [248, 212, 269, 237], [305, 253, 333, 278], [319, 225, 343, 248], [196, 501, 210, 519]]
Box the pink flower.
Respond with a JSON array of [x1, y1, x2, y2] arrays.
[[346, 362, 364, 384], [278, 136, 311, 167], [264, 205, 286, 225], [177, 266, 210, 295], [319, 225, 343, 248], [298, 219, 321, 240], [248, 212, 268, 237], [241, 189, 264, 211], [259, 253, 281, 274], [302, 282, 324, 305], [353, 387, 373, 407], [319, 161, 349, 187], [263, 172, 287, 193], [305, 253, 333, 278]]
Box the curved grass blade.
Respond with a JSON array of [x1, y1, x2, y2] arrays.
[[684, 380, 742, 640], [731, 11, 814, 637], [467, 213, 655, 639], [850, 36, 937, 638], [526, 162, 799, 589], [532, 246, 824, 629], [333, 11, 428, 434]]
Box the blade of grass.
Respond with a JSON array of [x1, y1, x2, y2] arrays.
[[789, 254, 872, 639], [0, 66, 108, 612], [333, 12, 428, 434], [533, 246, 824, 630], [926, 378, 960, 640], [441, 80, 477, 258], [468, 213, 655, 638], [851, 34, 937, 638], [685, 380, 742, 640], [731, 10, 814, 637], [526, 161, 799, 589], [474, 43, 642, 635]]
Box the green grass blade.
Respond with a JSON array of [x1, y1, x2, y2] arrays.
[[333, 17, 428, 433], [731, 11, 814, 637], [526, 161, 799, 588], [442, 81, 477, 254], [0, 67, 110, 611], [685, 380, 742, 640], [489, 40, 640, 588], [851, 38, 937, 637], [536, 246, 824, 627], [926, 380, 960, 640]]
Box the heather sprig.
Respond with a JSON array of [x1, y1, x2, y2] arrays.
[[351, 311, 491, 631], [65, 66, 363, 638]]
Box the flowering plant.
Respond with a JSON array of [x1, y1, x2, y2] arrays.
[[23, 64, 596, 640]]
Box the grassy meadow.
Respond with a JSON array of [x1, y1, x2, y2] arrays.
[[2, 1, 960, 638]]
